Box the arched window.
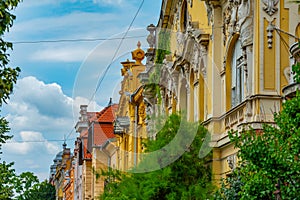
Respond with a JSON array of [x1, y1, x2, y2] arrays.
[[180, 1, 188, 32], [231, 39, 244, 107]]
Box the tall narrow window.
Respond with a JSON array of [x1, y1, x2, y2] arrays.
[[181, 1, 188, 32], [231, 40, 244, 107]]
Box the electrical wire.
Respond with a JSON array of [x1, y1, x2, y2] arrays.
[[10, 35, 147, 44], [5, 138, 76, 144], [273, 25, 300, 41], [88, 0, 145, 108], [9, 26, 222, 45], [65, 0, 145, 141]]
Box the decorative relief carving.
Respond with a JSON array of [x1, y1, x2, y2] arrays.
[[238, 0, 253, 47], [266, 22, 274, 49], [223, 6, 232, 45], [191, 42, 200, 72], [262, 0, 279, 16], [227, 154, 236, 171], [223, 0, 253, 47], [199, 45, 207, 78], [222, 0, 240, 43], [204, 0, 213, 25], [188, 0, 193, 8], [283, 67, 291, 83], [138, 103, 146, 125]]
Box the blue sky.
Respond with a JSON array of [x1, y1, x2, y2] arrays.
[[2, 0, 162, 181]]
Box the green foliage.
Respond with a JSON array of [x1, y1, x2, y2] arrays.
[[144, 64, 162, 105], [291, 42, 300, 83], [0, 161, 16, 199], [144, 30, 171, 104], [15, 172, 39, 199], [0, 117, 16, 199], [155, 30, 171, 64], [0, 0, 22, 106], [17, 180, 56, 200], [217, 92, 300, 199], [100, 114, 215, 200]]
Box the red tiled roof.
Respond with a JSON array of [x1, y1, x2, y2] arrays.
[[98, 104, 118, 122], [89, 104, 118, 123], [91, 104, 118, 146], [93, 123, 115, 146]]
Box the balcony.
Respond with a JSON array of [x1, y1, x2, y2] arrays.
[[282, 42, 300, 99]]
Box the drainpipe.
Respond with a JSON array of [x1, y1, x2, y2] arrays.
[[134, 105, 138, 167]]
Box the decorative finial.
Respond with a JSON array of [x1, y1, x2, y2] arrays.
[[137, 41, 141, 49], [147, 24, 156, 49], [131, 41, 145, 64], [63, 141, 67, 149]]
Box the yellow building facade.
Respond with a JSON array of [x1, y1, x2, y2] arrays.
[[114, 42, 147, 172], [152, 0, 300, 184]]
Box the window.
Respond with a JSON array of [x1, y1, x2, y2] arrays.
[[231, 40, 244, 107], [180, 1, 188, 32]]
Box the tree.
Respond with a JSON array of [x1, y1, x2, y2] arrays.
[[15, 172, 39, 199], [216, 91, 300, 199], [0, 0, 21, 106], [100, 114, 215, 200], [0, 0, 22, 199], [18, 180, 56, 200]]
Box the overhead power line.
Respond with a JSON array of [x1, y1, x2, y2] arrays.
[[5, 138, 76, 144], [89, 0, 145, 106], [10, 35, 147, 44], [66, 0, 145, 141]]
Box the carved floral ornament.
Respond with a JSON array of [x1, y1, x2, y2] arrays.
[[262, 0, 279, 16], [222, 0, 253, 47]]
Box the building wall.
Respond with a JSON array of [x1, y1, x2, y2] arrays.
[[82, 160, 92, 200], [155, 0, 300, 185], [115, 43, 147, 172]]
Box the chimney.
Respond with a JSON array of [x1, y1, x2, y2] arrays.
[[80, 105, 88, 121]]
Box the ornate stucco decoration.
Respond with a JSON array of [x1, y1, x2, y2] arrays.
[[131, 41, 145, 65], [188, 0, 193, 7], [238, 0, 253, 47], [222, 0, 241, 43], [227, 154, 236, 171], [204, 0, 214, 25], [266, 22, 274, 48], [262, 0, 279, 16], [146, 24, 156, 49], [223, 0, 253, 47]]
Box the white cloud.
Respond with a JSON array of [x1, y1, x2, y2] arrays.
[[8, 76, 73, 118], [3, 131, 60, 155], [10, 12, 119, 39], [3, 76, 102, 140], [31, 46, 92, 62], [1, 76, 104, 181]]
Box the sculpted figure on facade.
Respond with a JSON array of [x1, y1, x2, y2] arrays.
[[227, 155, 236, 171], [223, 0, 243, 41], [238, 0, 253, 47], [188, 0, 193, 8], [229, 0, 240, 34], [223, 6, 232, 45], [138, 103, 146, 125], [204, 0, 213, 25], [199, 45, 208, 78], [191, 42, 200, 74]]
